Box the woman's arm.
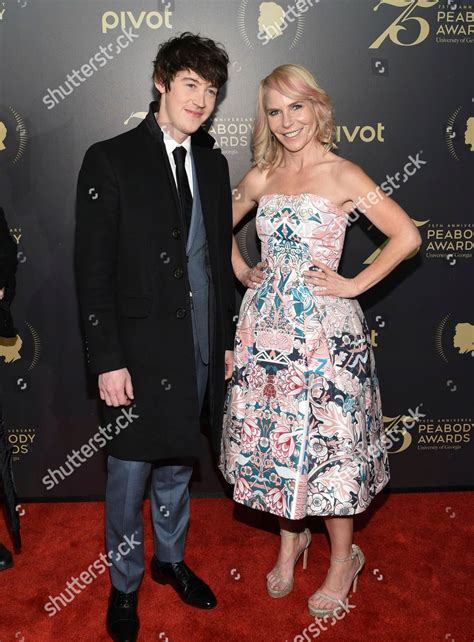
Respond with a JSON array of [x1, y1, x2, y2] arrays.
[[304, 161, 422, 297], [231, 167, 267, 289]]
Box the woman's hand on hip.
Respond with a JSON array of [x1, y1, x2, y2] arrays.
[[303, 259, 360, 298]]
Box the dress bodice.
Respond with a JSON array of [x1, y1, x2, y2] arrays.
[[256, 193, 349, 275]]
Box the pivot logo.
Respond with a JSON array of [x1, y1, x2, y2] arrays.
[[336, 123, 385, 143], [102, 6, 173, 34]]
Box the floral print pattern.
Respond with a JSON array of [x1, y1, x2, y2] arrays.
[[219, 193, 390, 519]]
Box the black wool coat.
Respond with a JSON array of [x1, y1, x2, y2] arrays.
[[0, 207, 17, 300], [75, 103, 235, 461]]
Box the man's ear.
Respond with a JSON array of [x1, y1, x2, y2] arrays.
[[154, 76, 166, 95]]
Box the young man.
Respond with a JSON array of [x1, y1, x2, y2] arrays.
[[75, 33, 235, 641]]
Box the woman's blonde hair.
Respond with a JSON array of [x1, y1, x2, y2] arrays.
[[252, 64, 336, 171]]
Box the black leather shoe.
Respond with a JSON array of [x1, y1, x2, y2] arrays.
[[106, 588, 139, 642], [150, 557, 217, 609], [0, 543, 13, 571]]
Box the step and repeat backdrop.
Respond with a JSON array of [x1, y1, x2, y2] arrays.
[[0, 0, 472, 499]]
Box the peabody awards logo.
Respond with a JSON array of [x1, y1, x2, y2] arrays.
[[416, 417, 472, 450], [425, 222, 473, 261], [206, 117, 254, 157], [8, 428, 36, 462], [0, 319, 42, 394], [370, 0, 474, 48], [435, 312, 473, 362], [238, 0, 318, 49], [384, 413, 417, 453], [445, 103, 474, 162], [101, 2, 174, 33], [384, 414, 472, 453], [0, 105, 28, 167], [435, 1, 474, 43]]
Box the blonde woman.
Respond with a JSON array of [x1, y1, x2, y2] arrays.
[[220, 64, 421, 616]]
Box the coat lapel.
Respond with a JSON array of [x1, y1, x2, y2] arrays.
[[138, 102, 182, 221], [137, 102, 218, 246]]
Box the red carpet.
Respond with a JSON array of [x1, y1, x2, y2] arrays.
[[0, 492, 472, 641]]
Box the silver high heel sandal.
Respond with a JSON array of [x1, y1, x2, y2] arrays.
[[308, 544, 365, 617], [266, 528, 312, 598]]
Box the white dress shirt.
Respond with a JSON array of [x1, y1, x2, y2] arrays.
[[162, 127, 194, 197]]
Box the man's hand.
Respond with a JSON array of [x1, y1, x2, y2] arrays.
[[224, 350, 234, 380], [0, 287, 4, 300], [99, 368, 134, 407]]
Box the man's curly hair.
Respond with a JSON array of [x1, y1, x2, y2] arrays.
[[153, 32, 229, 91]]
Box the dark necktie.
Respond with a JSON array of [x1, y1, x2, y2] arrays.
[[172, 146, 192, 237]]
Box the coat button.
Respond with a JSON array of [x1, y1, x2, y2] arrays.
[[176, 308, 186, 319], [171, 227, 181, 239], [173, 267, 184, 279]]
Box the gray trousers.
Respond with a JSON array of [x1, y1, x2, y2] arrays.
[[105, 324, 208, 593]]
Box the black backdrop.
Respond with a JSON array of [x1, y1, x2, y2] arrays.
[[0, 0, 472, 499]]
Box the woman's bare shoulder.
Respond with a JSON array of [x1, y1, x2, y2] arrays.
[[239, 165, 270, 202], [330, 155, 366, 182]]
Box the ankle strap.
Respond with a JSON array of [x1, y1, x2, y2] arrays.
[[331, 550, 356, 563]]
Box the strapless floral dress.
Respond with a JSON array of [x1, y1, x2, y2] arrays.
[[219, 193, 390, 519]]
